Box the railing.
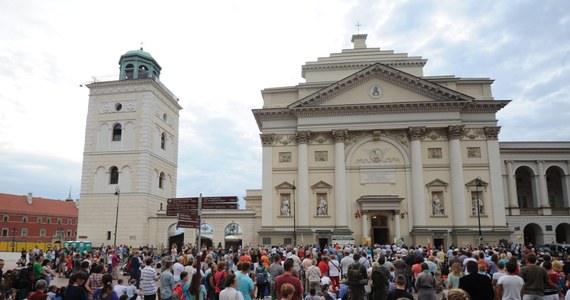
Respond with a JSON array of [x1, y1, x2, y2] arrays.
[[519, 208, 539, 215], [551, 207, 570, 215]]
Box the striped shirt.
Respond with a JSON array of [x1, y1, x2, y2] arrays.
[[140, 265, 159, 295]]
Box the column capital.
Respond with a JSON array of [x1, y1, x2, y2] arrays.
[[505, 160, 514, 165], [296, 131, 311, 144], [332, 129, 349, 142], [260, 133, 275, 146], [536, 160, 545, 165], [484, 126, 501, 140], [407, 126, 426, 140], [447, 125, 465, 139]]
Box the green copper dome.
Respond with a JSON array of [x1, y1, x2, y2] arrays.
[[118, 47, 162, 80]]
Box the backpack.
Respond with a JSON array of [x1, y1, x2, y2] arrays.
[[347, 263, 364, 286], [217, 271, 227, 290], [371, 265, 388, 289], [256, 266, 268, 285], [173, 282, 186, 300]]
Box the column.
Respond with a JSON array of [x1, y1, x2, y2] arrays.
[[537, 161, 550, 207], [297, 131, 310, 226], [393, 210, 401, 241], [332, 129, 348, 227], [260, 134, 275, 227], [448, 125, 467, 226], [408, 127, 426, 226], [505, 160, 518, 207], [485, 126, 507, 226], [362, 212, 369, 237]]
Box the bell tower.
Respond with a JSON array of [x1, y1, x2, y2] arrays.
[[77, 48, 182, 246]]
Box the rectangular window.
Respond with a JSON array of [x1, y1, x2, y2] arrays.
[[283, 238, 292, 245], [21, 229, 27, 237], [1, 228, 8, 236], [262, 237, 271, 245], [68, 218, 73, 224], [67, 230, 72, 237], [107, 231, 111, 240], [22, 217, 28, 223], [40, 229, 46, 237], [57, 218, 62, 224], [37, 217, 42, 224], [3, 215, 8, 222]]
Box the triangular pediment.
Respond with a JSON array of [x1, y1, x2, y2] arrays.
[[289, 63, 474, 108], [465, 178, 489, 187], [275, 181, 295, 190], [425, 178, 449, 187], [311, 180, 332, 190]]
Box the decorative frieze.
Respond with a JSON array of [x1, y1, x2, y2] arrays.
[[464, 128, 485, 140], [332, 129, 349, 143], [484, 126, 501, 140], [312, 132, 332, 144], [408, 126, 426, 141], [425, 129, 447, 141], [275, 134, 296, 146], [447, 125, 465, 139], [100, 101, 136, 114], [467, 147, 481, 158]]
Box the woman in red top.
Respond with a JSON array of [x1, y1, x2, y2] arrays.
[[215, 261, 228, 298], [317, 256, 329, 278]]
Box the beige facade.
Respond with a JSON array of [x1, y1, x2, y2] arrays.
[[253, 34, 512, 247]]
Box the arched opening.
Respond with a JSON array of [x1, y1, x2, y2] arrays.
[[515, 166, 535, 208], [159, 172, 165, 189], [168, 226, 184, 252], [161, 132, 166, 150], [112, 123, 122, 141], [546, 167, 564, 208], [138, 65, 149, 79], [556, 223, 570, 243], [224, 223, 242, 250], [125, 64, 134, 80], [109, 166, 119, 184], [523, 223, 544, 247]]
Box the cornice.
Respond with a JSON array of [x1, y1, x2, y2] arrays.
[[292, 101, 466, 117], [301, 60, 427, 78], [252, 108, 295, 129]]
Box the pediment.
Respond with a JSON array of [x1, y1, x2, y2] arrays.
[[275, 181, 295, 190], [311, 180, 332, 190], [465, 178, 489, 187], [289, 63, 474, 108], [425, 178, 449, 188]]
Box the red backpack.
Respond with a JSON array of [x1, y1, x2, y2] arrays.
[[172, 281, 186, 300]]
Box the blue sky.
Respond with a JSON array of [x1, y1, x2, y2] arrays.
[[0, 0, 569, 203]]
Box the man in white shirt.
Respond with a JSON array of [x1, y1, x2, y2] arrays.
[[496, 261, 524, 300], [173, 256, 185, 281], [328, 254, 341, 291], [339, 251, 354, 279]]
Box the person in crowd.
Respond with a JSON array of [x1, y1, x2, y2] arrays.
[[65, 271, 89, 300], [520, 253, 558, 300], [86, 264, 105, 298], [160, 261, 176, 300], [41, 259, 57, 286], [496, 261, 524, 300], [126, 278, 140, 300], [27, 279, 48, 300], [280, 283, 295, 300], [219, 273, 244, 300], [236, 261, 255, 300], [114, 279, 128, 298], [140, 257, 159, 299], [187, 271, 207, 300], [386, 274, 414, 300], [347, 253, 367, 300], [129, 251, 142, 289], [458, 261, 494, 300], [94, 273, 119, 300], [275, 259, 303, 300], [269, 253, 285, 300], [415, 262, 436, 300], [446, 288, 471, 300]]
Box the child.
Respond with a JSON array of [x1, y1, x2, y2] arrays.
[[126, 278, 139, 300], [47, 285, 58, 300]]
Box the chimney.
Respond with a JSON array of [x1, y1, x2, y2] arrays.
[[27, 192, 33, 205], [351, 34, 368, 49]]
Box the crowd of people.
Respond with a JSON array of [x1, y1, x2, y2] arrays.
[[1, 241, 570, 300]]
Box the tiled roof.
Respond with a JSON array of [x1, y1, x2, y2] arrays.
[[0, 193, 78, 217]]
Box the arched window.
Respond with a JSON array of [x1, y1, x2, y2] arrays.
[[110, 166, 119, 184], [159, 172, 165, 189], [112, 124, 122, 141], [125, 64, 134, 79], [139, 65, 149, 79], [161, 132, 166, 150]]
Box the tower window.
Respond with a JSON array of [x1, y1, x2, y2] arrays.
[[125, 64, 134, 79], [112, 123, 122, 141], [161, 133, 166, 150], [110, 166, 119, 184], [139, 65, 149, 79], [159, 172, 165, 189], [115, 103, 122, 111]]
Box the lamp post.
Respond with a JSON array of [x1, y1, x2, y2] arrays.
[[114, 186, 120, 246], [292, 181, 297, 246], [475, 177, 483, 246]]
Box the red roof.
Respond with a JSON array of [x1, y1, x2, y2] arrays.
[[0, 193, 78, 217]]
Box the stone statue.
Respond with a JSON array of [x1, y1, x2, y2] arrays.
[[281, 197, 291, 216], [317, 196, 328, 216], [432, 194, 444, 216], [472, 196, 484, 215]]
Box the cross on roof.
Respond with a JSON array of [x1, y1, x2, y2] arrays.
[[355, 22, 362, 33]]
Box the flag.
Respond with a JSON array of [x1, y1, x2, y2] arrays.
[[357, 208, 362, 218]]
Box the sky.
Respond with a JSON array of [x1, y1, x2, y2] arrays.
[[0, 0, 569, 204]]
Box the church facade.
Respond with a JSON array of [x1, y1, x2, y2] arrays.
[[76, 35, 570, 249]]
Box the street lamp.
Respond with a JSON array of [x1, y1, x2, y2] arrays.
[[114, 186, 120, 246], [475, 177, 483, 246], [292, 181, 296, 246]]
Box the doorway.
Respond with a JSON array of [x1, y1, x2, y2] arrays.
[[319, 238, 329, 250], [371, 215, 389, 245], [373, 228, 388, 245], [434, 238, 445, 250], [169, 232, 184, 252]]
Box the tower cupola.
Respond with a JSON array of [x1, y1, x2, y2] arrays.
[[118, 47, 161, 80]]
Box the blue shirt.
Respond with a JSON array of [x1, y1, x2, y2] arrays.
[[236, 272, 254, 300]]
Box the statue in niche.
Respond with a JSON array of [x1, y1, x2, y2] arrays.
[[432, 194, 444, 216], [317, 196, 328, 216], [472, 196, 484, 215], [281, 197, 291, 216]]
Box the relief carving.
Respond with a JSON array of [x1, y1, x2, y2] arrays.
[[464, 128, 485, 140], [426, 129, 446, 140], [279, 152, 292, 163], [467, 147, 481, 158], [260, 133, 276, 146], [312, 132, 332, 144], [484, 126, 501, 140], [447, 125, 465, 139], [296, 131, 311, 144], [428, 148, 442, 159], [275, 134, 295, 146]]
